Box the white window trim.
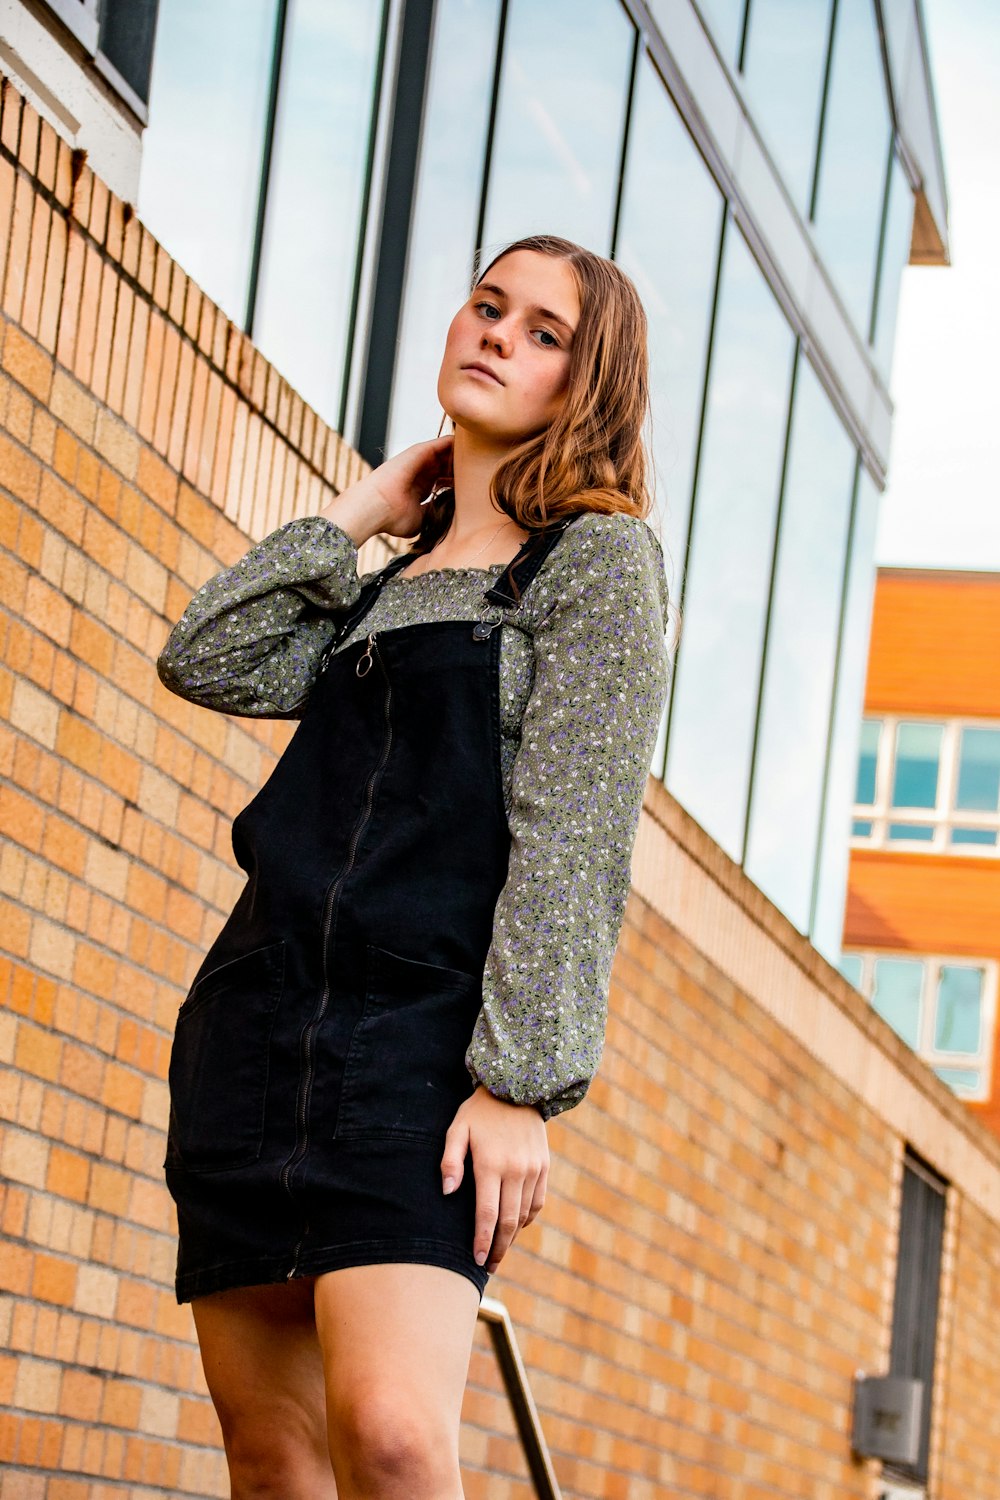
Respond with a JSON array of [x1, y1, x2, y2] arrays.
[[852, 713, 1000, 857], [842, 948, 998, 1102]]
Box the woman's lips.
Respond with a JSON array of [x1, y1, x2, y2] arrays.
[[462, 364, 503, 385]]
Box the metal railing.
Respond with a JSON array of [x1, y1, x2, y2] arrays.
[[478, 1297, 563, 1500]]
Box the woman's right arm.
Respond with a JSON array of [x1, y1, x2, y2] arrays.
[[156, 435, 455, 719], [156, 514, 367, 718]]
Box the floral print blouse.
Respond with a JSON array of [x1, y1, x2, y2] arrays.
[[157, 508, 670, 1121]]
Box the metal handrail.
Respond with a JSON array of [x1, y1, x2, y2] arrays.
[[477, 1297, 563, 1500]]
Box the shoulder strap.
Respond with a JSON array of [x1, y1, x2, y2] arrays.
[[483, 516, 576, 610]]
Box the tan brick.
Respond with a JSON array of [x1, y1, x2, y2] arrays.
[[2, 324, 52, 403], [9, 679, 58, 749]]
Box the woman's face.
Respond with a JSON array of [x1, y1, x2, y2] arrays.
[[437, 249, 580, 446]]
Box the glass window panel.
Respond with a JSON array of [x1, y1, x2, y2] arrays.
[[839, 953, 864, 990], [951, 828, 998, 848], [892, 723, 942, 808], [745, 357, 856, 932], [934, 966, 984, 1055], [871, 957, 923, 1050], [252, 0, 385, 427], [481, 0, 634, 253], [666, 0, 746, 67], [386, 0, 502, 454], [852, 818, 873, 837], [956, 727, 1000, 812], [811, 0, 891, 337], [873, 150, 915, 381], [934, 1067, 981, 1093], [139, 0, 277, 322], [615, 54, 724, 637], [664, 222, 795, 860], [741, 0, 832, 213], [888, 823, 935, 843], [855, 718, 881, 804], [811, 466, 879, 964]]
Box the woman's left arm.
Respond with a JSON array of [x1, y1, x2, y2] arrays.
[[440, 511, 670, 1270]]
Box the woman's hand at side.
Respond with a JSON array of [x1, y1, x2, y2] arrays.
[[440, 1086, 549, 1274], [318, 435, 454, 547]]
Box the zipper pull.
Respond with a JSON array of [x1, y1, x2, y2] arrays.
[[356, 632, 377, 677]]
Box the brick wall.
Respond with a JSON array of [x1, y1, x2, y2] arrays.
[[1, 71, 999, 1500]]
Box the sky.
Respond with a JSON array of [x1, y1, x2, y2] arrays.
[[875, 0, 1000, 571]]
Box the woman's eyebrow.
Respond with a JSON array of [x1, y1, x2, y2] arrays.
[[476, 283, 576, 336]]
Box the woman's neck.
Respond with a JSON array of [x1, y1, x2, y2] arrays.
[[447, 424, 515, 541]]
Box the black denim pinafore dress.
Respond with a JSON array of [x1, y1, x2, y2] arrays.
[[163, 519, 573, 1303]]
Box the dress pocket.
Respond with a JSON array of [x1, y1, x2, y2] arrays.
[[334, 944, 481, 1142], [164, 941, 285, 1173]]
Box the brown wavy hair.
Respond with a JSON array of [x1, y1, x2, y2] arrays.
[[407, 233, 655, 555]]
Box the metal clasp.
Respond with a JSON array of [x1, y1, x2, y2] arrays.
[[356, 632, 376, 676]]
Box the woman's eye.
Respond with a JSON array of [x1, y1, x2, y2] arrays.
[[536, 329, 559, 348], [475, 301, 500, 319]]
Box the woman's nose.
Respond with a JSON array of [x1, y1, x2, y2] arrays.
[[482, 325, 508, 355]]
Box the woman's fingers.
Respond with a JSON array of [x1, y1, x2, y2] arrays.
[[485, 1173, 528, 1274], [473, 1166, 501, 1269]]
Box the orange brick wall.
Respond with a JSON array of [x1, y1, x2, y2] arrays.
[[2, 71, 1000, 1500]]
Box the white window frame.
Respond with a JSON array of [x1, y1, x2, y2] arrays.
[[851, 713, 1000, 857], [842, 949, 998, 1101]]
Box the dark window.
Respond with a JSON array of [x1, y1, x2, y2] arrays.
[[887, 1151, 946, 1484], [99, 0, 159, 107]]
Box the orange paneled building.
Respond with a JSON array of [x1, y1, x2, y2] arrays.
[[843, 568, 1000, 1136]]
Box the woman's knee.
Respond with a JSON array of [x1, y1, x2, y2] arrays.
[[220, 1399, 334, 1499], [330, 1387, 459, 1490]]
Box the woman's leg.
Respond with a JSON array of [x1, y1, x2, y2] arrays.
[[314, 1262, 481, 1500], [191, 1277, 337, 1500]]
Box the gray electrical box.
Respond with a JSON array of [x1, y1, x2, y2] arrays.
[[851, 1375, 923, 1465]]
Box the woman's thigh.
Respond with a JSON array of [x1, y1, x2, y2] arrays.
[[191, 1277, 334, 1491], [314, 1263, 480, 1462]]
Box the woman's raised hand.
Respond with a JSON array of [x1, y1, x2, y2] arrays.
[[318, 435, 454, 546], [440, 1086, 549, 1275]]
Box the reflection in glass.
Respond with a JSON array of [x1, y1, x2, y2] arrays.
[[387, 0, 502, 454], [838, 952, 864, 990], [873, 151, 915, 381], [951, 829, 998, 848], [664, 221, 795, 860], [745, 356, 856, 932], [871, 957, 923, 1050], [934, 1066, 980, 1093], [891, 723, 942, 808], [615, 54, 723, 648], [741, 0, 832, 213], [811, 0, 891, 336], [856, 719, 881, 804], [934, 966, 983, 1055], [956, 728, 1000, 811], [252, 0, 385, 426], [811, 465, 878, 965], [482, 0, 634, 253], [139, 0, 277, 322]]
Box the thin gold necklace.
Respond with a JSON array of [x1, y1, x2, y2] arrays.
[[433, 516, 518, 569]]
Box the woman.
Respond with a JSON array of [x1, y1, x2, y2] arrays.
[[157, 234, 670, 1499]]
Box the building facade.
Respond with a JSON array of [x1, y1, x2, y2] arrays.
[[843, 567, 1000, 1138]]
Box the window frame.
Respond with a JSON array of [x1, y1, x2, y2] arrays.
[[852, 713, 1000, 856], [841, 949, 997, 1101]]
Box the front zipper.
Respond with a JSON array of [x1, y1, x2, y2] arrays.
[[282, 633, 393, 1278]]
